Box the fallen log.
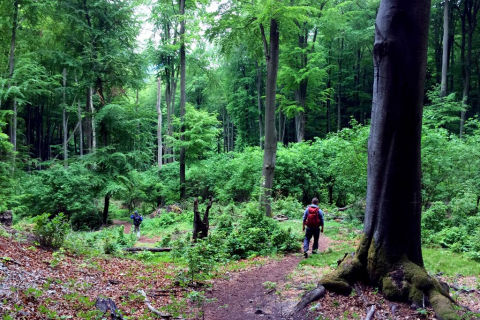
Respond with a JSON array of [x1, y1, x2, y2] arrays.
[[124, 247, 171, 253]]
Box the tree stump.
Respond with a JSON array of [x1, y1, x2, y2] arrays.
[[193, 197, 213, 241], [0, 210, 12, 227]]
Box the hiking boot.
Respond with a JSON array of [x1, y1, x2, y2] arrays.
[[312, 250, 317, 254], [303, 252, 308, 258]]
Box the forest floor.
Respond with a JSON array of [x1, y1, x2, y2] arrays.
[[200, 233, 472, 320], [1, 221, 479, 319]]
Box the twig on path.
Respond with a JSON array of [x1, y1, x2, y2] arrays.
[[365, 305, 376, 320]]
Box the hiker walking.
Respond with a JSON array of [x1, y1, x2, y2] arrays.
[[302, 197, 324, 258], [130, 210, 143, 237]]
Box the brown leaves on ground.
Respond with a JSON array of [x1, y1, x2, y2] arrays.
[[0, 234, 180, 319]]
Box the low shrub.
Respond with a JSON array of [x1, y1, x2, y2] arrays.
[[272, 196, 304, 219], [32, 213, 69, 249], [223, 203, 298, 259]]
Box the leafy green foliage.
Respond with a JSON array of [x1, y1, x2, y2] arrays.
[[0, 115, 13, 212], [62, 225, 135, 256], [32, 213, 69, 249], [222, 203, 298, 259], [19, 163, 101, 229], [169, 104, 220, 163]]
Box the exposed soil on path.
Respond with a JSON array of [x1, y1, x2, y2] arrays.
[[112, 220, 160, 244], [203, 236, 331, 320], [112, 219, 131, 233]]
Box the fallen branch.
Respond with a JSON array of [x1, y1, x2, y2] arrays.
[[365, 305, 376, 320], [138, 290, 181, 319], [124, 247, 171, 253], [1, 256, 23, 266], [337, 204, 353, 212], [273, 214, 289, 221], [292, 285, 326, 314]]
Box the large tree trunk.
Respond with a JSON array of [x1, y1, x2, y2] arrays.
[[62, 68, 68, 167], [440, 0, 449, 97], [157, 77, 163, 169], [179, 0, 186, 199], [320, 1, 458, 319], [260, 19, 280, 217]]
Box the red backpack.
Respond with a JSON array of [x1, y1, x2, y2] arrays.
[[305, 206, 321, 228]]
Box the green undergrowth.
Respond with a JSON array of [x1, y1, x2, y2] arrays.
[[423, 247, 480, 277]]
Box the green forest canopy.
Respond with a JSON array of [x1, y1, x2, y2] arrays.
[[0, 0, 480, 259]]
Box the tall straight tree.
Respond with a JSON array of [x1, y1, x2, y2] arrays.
[[179, 0, 186, 198], [440, 0, 450, 97], [459, 0, 480, 137], [62, 68, 68, 167], [157, 77, 163, 169], [320, 0, 459, 318], [260, 19, 279, 217], [8, 0, 19, 154]]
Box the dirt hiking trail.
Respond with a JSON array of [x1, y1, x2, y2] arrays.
[[112, 220, 159, 244], [203, 236, 331, 320]]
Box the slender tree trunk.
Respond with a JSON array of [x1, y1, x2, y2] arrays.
[[12, 101, 17, 153], [295, 79, 307, 142], [179, 0, 186, 199], [326, 80, 331, 133], [9, 0, 19, 156], [260, 19, 280, 217], [165, 70, 172, 161], [337, 39, 344, 132], [256, 62, 264, 148], [320, 3, 456, 318], [440, 0, 449, 97], [460, 4, 467, 138], [77, 101, 83, 157], [157, 77, 163, 169], [103, 193, 110, 225], [62, 68, 68, 167], [74, 75, 83, 157], [448, 7, 455, 91], [459, 0, 479, 138], [89, 87, 96, 152]]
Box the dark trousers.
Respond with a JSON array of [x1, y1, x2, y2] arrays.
[[303, 227, 320, 253]]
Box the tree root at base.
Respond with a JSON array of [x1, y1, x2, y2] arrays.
[[319, 237, 461, 320]]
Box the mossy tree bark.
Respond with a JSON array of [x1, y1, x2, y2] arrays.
[[320, 1, 459, 319]]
